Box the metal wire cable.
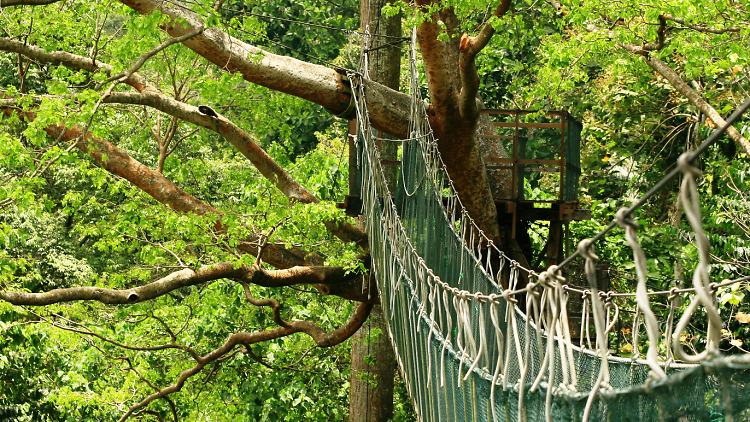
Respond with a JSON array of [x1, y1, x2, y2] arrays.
[[557, 96, 750, 270]]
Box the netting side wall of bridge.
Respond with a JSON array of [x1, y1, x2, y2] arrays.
[[362, 129, 750, 421], [348, 29, 750, 420], [354, 87, 750, 421]]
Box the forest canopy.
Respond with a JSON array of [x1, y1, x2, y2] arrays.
[[0, 0, 748, 420]]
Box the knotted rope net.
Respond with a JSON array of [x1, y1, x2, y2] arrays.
[[350, 28, 750, 422]]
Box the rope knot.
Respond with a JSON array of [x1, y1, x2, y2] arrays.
[[615, 207, 639, 230], [668, 287, 679, 301], [502, 289, 518, 304], [537, 270, 549, 286], [677, 152, 702, 178], [547, 265, 565, 285], [577, 239, 599, 261]]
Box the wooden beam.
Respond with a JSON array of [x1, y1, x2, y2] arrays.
[[484, 157, 563, 166], [477, 134, 515, 140], [493, 122, 565, 129]]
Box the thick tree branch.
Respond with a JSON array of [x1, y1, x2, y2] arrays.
[[415, 0, 458, 120], [0, 37, 368, 246], [100, 91, 320, 203], [117, 0, 413, 138], [662, 15, 742, 34], [116, 301, 372, 421], [0, 38, 153, 92], [410, 1, 503, 245], [620, 44, 750, 156], [458, 0, 512, 120], [0, 262, 374, 306], [1, 103, 324, 268], [640, 15, 666, 52]]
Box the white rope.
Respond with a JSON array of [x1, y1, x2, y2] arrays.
[[580, 291, 591, 350], [579, 240, 611, 422], [465, 295, 488, 380], [517, 292, 536, 422], [616, 208, 666, 378], [439, 286, 452, 387], [672, 153, 723, 362], [454, 294, 468, 386], [425, 278, 438, 389], [559, 284, 578, 388], [489, 296, 505, 422]]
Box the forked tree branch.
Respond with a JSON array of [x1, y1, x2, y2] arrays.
[[0, 37, 367, 246], [27, 296, 372, 421], [414, 0, 457, 120], [116, 301, 372, 421], [458, 0, 512, 121], [0, 262, 373, 306]]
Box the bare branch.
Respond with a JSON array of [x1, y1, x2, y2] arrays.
[[31, 311, 202, 361], [662, 15, 742, 34], [246, 348, 325, 375], [415, 0, 457, 120], [103, 27, 204, 87]]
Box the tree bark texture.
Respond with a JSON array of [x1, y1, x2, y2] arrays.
[[414, 0, 502, 245], [117, 0, 504, 247], [349, 3, 399, 420], [349, 305, 396, 422]]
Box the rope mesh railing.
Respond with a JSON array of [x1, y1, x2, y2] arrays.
[[351, 28, 750, 422]]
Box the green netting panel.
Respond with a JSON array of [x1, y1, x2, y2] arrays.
[[353, 74, 750, 422]]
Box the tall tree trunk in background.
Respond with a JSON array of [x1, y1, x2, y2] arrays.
[[349, 1, 399, 421], [349, 302, 396, 422]]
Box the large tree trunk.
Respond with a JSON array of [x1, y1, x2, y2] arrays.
[[349, 2, 399, 420], [349, 304, 396, 421], [116, 0, 503, 245]]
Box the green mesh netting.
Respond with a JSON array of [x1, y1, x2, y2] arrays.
[[352, 74, 750, 421]]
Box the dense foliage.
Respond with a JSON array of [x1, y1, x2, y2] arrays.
[[475, 0, 750, 356], [0, 0, 748, 420]]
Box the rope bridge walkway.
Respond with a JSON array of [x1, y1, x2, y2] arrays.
[[351, 29, 750, 422]]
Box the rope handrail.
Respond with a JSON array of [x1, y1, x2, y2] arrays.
[[352, 27, 749, 422], [556, 96, 750, 271]]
